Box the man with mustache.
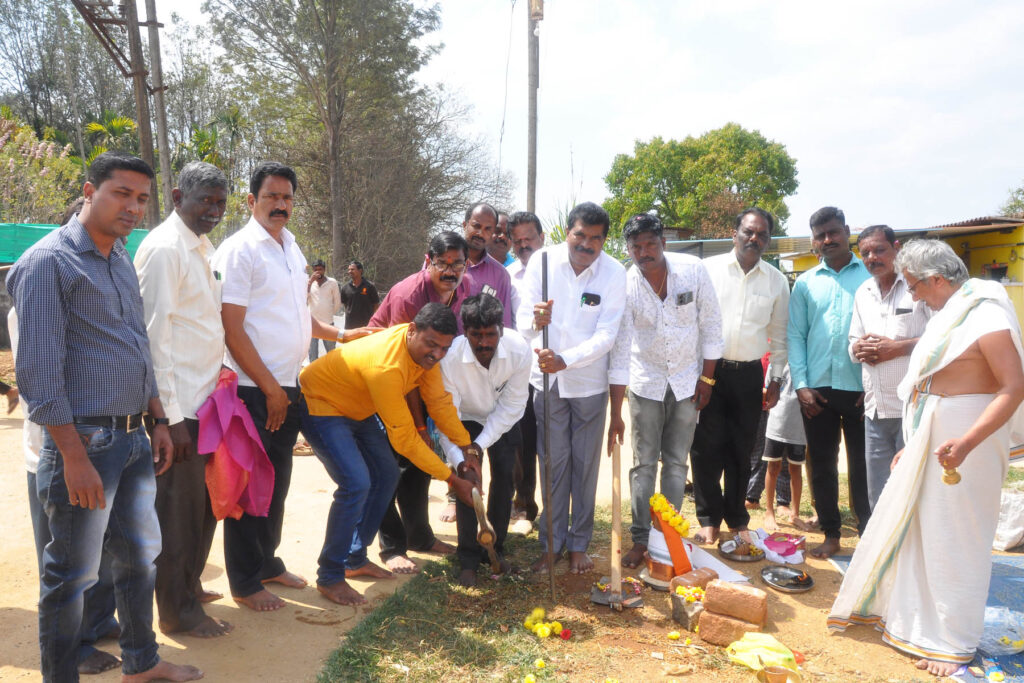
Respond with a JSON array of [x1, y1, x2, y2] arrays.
[[506, 211, 545, 524], [487, 211, 515, 266], [212, 162, 348, 611], [8, 151, 201, 682], [461, 202, 514, 328], [306, 259, 342, 361], [369, 231, 475, 574], [340, 260, 379, 330], [787, 206, 871, 559], [438, 294, 531, 586], [848, 225, 930, 509], [691, 208, 790, 547], [298, 303, 478, 605], [608, 214, 722, 569], [134, 161, 233, 638], [517, 201, 626, 574]]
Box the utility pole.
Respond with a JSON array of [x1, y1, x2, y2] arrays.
[[527, 0, 542, 213], [145, 0, 174, 218], [123, 0, 160, 228]]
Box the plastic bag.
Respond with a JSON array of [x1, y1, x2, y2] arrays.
[[993, 489, 1024, 551], [978, 606, 1024, 656], [726, 632, 798, 671]]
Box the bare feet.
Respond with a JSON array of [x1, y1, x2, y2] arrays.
[[791, 516, 813, 532], [776, 504, 792, 518], [183, 616, 233, 638], [693, 526, 719, 545], [261, 570, 307, 589], [744, 499, 760, 510], [345, 560, 394, 579], [458, 568, 477, 587], [122, 659, 204, 682], [79, 650, 120, 675], [439, 502, 457, 523], [530, 551, 565, 574], [317, 581, 367, 606], [233, 588, 285, 612], [196, 587, 222, 604], [568, 551, 594, 574], [621, 542, 646, 569], [914, 658, 961, 677], [384, 554, 420, 574], [809, 537, 841, 559], [763, 513, 779, 533], [423, 538, 455, 555]]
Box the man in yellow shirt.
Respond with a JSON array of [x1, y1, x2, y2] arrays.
[[299, 303, 479, 605]]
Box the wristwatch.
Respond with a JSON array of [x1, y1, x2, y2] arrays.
[[770, 376, 784, 385], [153, 417, 170, 426]]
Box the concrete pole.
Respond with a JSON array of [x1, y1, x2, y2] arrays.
[[527, 5, 541, 213], [144, 0, 174, 218], [123, 0, 160, 228]]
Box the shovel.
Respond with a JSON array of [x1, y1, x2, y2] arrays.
[[591, 441, 642, 609]]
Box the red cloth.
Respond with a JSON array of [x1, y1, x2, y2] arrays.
[[197, 368, 274, 520]]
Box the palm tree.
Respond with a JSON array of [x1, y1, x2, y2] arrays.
[[213, 106, 245, 187], [84, 111, 138, 153]]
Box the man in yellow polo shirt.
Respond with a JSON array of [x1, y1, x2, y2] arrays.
[[299, 303, 478, 606]]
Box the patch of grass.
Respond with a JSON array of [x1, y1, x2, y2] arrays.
[[1005, 465, 1024, 486]]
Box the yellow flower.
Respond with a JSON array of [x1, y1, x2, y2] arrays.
[[534, 658, 546, 669], [675, 586, 685, 596], [660, 510, 673, 522], [536, 625, 552, 638], [685, 638, 692, 645], [551, 621, 563, 635], [524, 618, 535, 630], [524, 675, 536, 683], [531, 607, 546, 621], [667, 631, 681, 640]]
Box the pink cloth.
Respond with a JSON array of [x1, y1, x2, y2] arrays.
[[197, 368, 274, 520]]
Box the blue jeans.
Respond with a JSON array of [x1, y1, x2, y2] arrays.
[[865, 416, 905, 510], [628, 388, 698, 545], [28, 472, 118, 666], [36, 425, 162, 681], [300, 413, 400, 585]]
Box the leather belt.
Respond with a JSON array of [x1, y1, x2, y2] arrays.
[[74, 413, 144, 433], [718, 359, 762, 370]]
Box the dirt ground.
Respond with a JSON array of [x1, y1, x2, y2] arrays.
[[0, 347, 936, 682]]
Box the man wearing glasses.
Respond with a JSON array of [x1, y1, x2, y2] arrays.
[[368, 231, 476, 574]]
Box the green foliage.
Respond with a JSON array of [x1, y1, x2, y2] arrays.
[[603, 123, 799, 239], [84, 110, 138, 153], [1001, 181, 1024, 217], [0, 113, 82, 223]]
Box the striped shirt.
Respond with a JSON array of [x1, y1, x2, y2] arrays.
[[6, 216, 157, 425]]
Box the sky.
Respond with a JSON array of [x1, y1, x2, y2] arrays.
[[169, 0, 1024, 236]]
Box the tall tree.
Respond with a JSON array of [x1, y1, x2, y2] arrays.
[[1001, 180, 1024, 217], [603, 123, 799, 238], [204, 0, 441, 278]]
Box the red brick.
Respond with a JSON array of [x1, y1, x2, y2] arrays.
[[704, 579, 767, 627], [698, 611, 760, 646]]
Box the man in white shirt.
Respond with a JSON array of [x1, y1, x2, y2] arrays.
[[694, 208, 790, 546], [135, 161, 233, 638], [506, 211, 545, 524], [516, 201, 626, 574], [849, 225, 930, 509], [212, 162, 345, 612], [438, 294, 531, 587], [608, 214, 723, 568], [307, 258, 342, 361]]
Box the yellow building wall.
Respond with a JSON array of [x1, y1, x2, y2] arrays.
[[940, 227, 1024, 330]]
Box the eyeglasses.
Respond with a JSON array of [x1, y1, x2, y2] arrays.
[[431, 259, 467, 273], [906, 275, 929, 293]]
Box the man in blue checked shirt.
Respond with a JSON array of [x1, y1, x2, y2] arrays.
[[7, 152, 202, 683], [787, 206, 871, 560]]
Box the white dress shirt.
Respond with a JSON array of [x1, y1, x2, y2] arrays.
[[704, 250, 790, 378], [308, 276, 341, 324], [609, 253, 724, 402], [515, 245, 627, 398], [507, 258, 526, 322], [437, 329, 532, 466], [848, 274, 932, 419], [134, 210, 225, 423], [212, 216, 312, 388]]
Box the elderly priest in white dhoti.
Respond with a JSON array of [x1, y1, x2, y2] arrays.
[[828, 239, 1024, 678]]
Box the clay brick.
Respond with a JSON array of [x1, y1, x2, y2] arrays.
[[671, 595, 703, 631], [704, 579, 767, 627], [698, 611, 760, 646]]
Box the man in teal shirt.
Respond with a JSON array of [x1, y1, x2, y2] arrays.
[[787, 207, 871, 559]]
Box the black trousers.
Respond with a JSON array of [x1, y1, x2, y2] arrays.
[[512, 385, 538, 520], [456, 420, 519, 570], [378, 449, 438, 561], [224, 385, 303, 597], [801, 387, 869, 539], [690, 361, 764, 530], [154, 418, 217, 633]]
